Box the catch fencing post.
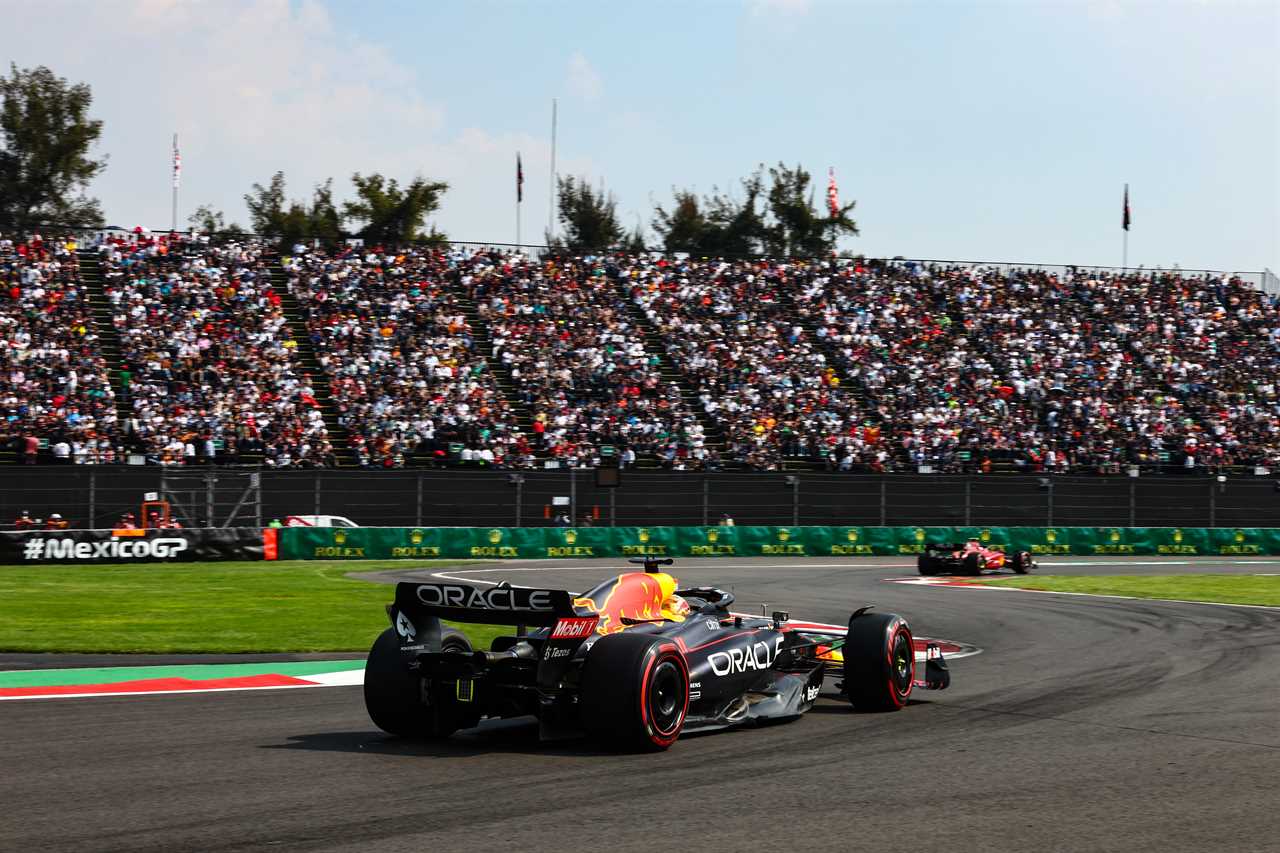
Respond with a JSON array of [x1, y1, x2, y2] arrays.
[[701, 477, 709, 526], [1209, 480, 1216, 528], [206, 472, 215, 528], [516, 475, 523, 527], [1046, 480, 1054, 527], [570, 469, 577, 525], [415, 474, 423, 527], [964, 478, 972, 526], [88, 469, 96, 529], [879, 480, 887, 527], [609, 488, 616, 527], [314, 474, 321, 517], [1129, 478, 1136, 528], [784, 475, 800, 527], [252, 472, 261, 530]]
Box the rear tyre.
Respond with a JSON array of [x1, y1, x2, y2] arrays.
[[962, 552, 982, 576], [1012, 550, 1033, 574], [580, 633, 689, 751], [844, 612, 914, 712], [917, 554, 939, 576], [364, 626, 473, 738]]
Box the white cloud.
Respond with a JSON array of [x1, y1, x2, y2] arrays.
[[0, 0, 589, 242], [566, 52, 603, 102]]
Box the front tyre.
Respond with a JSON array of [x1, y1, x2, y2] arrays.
[[1012, 550, 1034, 574], [580, 633, 689, 751], [843, 612, 914, 712], [364, 626, 473, 738], [917, 554, 939, 576], [962, 552, 982, 576]]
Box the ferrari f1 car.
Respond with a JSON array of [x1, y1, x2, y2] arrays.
[[365, 557, 950, 751], [918, 539, 1034, 576]]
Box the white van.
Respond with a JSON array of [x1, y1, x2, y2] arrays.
[[284, 515, 360, 528]]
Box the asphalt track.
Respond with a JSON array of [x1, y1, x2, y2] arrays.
[[4, 557, 1280, 852]]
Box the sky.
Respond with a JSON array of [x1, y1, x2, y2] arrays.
[[3, 0, 1277, 271]]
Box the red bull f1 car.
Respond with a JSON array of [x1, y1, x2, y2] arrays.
[[365, 557, 951, 751], [918, 539, 1035, 576]]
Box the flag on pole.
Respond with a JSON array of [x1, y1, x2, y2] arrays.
[[827, 167, 839, 217], [172, 134, 181, 189], [517, 153, 524, 203], [1122, 184, 1130, 231]]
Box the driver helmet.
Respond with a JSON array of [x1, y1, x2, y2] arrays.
[[661, 593, 691, 621]]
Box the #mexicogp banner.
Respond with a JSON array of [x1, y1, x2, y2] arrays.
[[0, 528, 265, 564], [276, 525, 1280, 560]]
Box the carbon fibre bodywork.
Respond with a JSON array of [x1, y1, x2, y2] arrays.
[[379, 560, 948, 744]]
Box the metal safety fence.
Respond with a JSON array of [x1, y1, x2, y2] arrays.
[[2, 469, 1277, 531]]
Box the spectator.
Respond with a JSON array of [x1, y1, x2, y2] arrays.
[[1, 235, 120, 463], [287, 245, 530, 468], [104, 233, 334, 468]]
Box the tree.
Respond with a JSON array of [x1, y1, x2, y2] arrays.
[[244, 172, 344, 248], [704, 170, 766, 256], [652, 170, 766, 256], [307, 178, 343, 246], [188, 204, 225, 234], [244, 171, 288, 236], [652, 190, 706, 253], [0, 64, 105, 231], [620, 222, 648, 254], [551, 175, 623, 253], [187, 204, 245, 237], [343, 172, 448, 245], [762, 162, 858, 257]]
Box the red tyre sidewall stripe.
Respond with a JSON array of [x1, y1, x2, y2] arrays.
[[886, 621, 914, 709], [641, 643, 688, 747]]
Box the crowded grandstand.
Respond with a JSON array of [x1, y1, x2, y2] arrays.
[[2, 230, 1277, 473]]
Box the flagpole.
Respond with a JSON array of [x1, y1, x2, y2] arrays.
[[171, 133, 178, 232], [548, 98, 557, 243], [1123, 229, 1128, 270]]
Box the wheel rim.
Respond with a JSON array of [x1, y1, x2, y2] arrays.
[[891, 630, 913, 698], [647, 659, 685, 735]]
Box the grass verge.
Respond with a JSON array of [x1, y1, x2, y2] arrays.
[[982, 574, 1280, 607], [0, 560, 506, 654]]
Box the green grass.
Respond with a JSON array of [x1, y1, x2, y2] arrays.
[[0, 560, 507, 654], [982, 574, 1280, 607]]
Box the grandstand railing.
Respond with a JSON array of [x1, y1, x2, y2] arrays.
[[12, 225, 1270, 293]]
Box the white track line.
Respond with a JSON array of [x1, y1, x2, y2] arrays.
[[432, 564, 911, 585], [889, 577, 1280, 611]]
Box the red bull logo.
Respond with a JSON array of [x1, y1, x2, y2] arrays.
[[572, 572, 685, 634]]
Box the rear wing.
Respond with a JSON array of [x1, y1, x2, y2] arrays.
[[393, 581, 574, 627]]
